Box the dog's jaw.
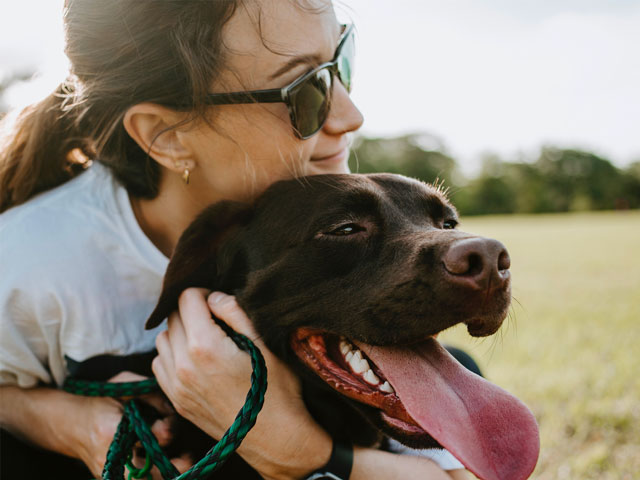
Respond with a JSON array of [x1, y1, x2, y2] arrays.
[[289, 328, 438, 445]]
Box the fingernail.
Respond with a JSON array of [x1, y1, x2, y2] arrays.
[[208, 292, 227, 305]]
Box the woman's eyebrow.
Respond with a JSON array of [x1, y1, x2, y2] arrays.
[[268, 54, 323, 81]]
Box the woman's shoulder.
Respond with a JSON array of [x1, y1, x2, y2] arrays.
[[2, 165, 110, 252], [1, 162, 115, 230], [0, 162, 118, 218], [0, 163, 166, 288]]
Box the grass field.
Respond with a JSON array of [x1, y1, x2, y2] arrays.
[[438, 210, 640, 480]]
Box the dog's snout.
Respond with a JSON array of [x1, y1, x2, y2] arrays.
[[443, 238, 511, 290]]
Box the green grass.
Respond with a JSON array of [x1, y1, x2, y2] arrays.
[[438, 211, 640, 480]]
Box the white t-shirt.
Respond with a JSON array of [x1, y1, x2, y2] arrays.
[[0, 163, 168, 387], [386, 439, 465, 471]]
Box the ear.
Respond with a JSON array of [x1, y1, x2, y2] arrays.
[[123, 102, 193, 172], [146, 201, 252, 329]]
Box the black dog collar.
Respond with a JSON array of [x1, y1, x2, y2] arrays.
[[304, 440, 353, 480]]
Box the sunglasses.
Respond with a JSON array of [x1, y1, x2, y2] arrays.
[[204, 24, 355, 139]]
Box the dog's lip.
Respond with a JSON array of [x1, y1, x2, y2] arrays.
[[380, 412, 430, 436]]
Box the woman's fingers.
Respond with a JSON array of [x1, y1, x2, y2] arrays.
[[107, 369, 173, 416], [171, 454, 193, 473], [140, 393, 174, 417], [170, 289, 259, 357], [176, 288, 228, 347], [153, 335, 175, 398], [108, 371, 148, 383], [165, 310, 188, 357], [127, 450, 164, 480], [150, 417, 172, 447], [207, 292, 260, 342]]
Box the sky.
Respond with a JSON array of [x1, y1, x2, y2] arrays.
[[1, 0, 639, 174]]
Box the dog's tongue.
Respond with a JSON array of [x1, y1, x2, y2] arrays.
[[356, 338, 539, 480]]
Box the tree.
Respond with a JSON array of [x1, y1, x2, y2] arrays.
[[348, 135, 638, 216], [348, 133, 459, 189], [535, 148, 625, 211]]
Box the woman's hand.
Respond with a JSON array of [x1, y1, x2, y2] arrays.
[[67, 394, 122, 476], [152, 289, 332, 480], [79, 371, 190, 479], [0, 384, 182, 479], [151, 289, 458, 480]]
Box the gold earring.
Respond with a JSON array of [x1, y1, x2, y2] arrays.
[[182, 168, 190, 185]]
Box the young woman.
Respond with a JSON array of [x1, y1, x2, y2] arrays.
[[0, 1, 468, 478]]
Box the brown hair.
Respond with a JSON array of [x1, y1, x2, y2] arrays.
[[0, 0, 239, 213]]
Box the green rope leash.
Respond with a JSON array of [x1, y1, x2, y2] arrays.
[[63, 378, 160, 397], [63, 319, 267, 480], [126, 450, 152, 480]]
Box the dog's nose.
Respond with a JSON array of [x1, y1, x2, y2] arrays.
[[443, 238, 511, 290]]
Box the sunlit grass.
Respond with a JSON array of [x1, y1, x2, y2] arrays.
[[439, 211, 640, 480]]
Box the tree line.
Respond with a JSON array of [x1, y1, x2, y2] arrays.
[[348, 134, 640, 216]]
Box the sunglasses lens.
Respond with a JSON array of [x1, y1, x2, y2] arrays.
[[337, 29, 355, 92], [289, 68, 332, 138]]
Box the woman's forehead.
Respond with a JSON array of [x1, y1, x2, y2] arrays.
[[217, 0, 340, 90]]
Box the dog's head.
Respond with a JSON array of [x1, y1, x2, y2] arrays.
[[146, 173, 539, 480]]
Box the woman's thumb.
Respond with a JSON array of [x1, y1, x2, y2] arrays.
[[207, 292, 259, 341]]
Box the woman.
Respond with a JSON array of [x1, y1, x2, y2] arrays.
[[0, 0, 467, 478]]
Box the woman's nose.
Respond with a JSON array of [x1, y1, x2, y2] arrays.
[[322, 81, 364, 135]]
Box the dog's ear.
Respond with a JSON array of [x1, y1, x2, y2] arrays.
[[145, 201, 252, 329]]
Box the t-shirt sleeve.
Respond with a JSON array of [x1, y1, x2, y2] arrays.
[[0, 216, 65, 388], [0, 286, 54, 387]]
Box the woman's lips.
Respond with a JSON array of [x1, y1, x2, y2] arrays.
[[311, 148, 348, 165]]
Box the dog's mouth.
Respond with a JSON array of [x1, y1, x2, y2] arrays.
[[291, 328, 540, 480], [290, 329, 423, 432]]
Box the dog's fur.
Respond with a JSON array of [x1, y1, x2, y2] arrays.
[[147, 173, 512, 476]]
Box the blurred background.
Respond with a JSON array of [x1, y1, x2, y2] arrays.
[[2, 1, 639, 479]]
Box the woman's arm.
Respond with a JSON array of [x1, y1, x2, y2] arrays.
[[0, 377, 184, 478], [447, 470, 471, 479], [153, 289, 456, 480], [351, 448, 455, 480], [0, 385, 124, 476]]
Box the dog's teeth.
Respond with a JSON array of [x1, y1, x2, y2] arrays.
[[379, 381, 395, 394], [363, 369, 380, 386], [339, 340, 352, 356], [354, 360, 369, 374], [350, 351, 369, 374], [345, 351, 354, 362]]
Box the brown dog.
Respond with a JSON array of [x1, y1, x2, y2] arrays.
[[147, 173, 539, 480]]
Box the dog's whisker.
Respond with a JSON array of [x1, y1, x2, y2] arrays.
[[351, 147, 360, 173], [485, 331, 501, 365], [510, 296, 528, 338], [509, 308, 518, 338]]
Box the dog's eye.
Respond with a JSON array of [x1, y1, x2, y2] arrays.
[[327, 223, 365, 236], [443, 220, 458, 230]]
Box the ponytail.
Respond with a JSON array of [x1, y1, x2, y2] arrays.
[[0, 81, 94, 213], [0, 0, 240, 213]]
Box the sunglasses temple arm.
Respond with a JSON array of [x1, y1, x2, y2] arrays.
[[205, 89, 285, 105]]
